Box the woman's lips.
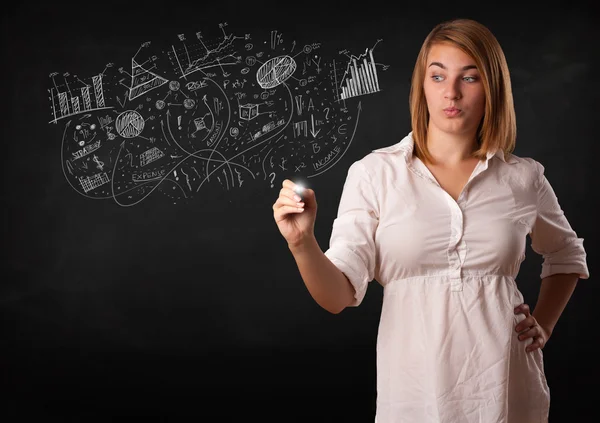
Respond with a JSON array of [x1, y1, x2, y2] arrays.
[[444, 108, 461, 117]]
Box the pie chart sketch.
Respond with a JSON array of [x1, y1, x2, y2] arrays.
[[256, 55, 297, 89], [115, 110, 145, 139]]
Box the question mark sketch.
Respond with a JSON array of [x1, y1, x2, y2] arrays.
[[269, 172, 276, 188]]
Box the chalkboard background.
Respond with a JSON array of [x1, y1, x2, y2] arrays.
[[3, 1, 598, 420]]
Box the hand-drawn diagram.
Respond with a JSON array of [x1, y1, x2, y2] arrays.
[[337, 48, 381, 100], [48, 24, 388, 206]]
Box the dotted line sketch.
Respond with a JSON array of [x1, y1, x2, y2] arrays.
[[47, 23, 389, 206]]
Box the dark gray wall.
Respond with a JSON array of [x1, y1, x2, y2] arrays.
[[3, 1, 598, 420]]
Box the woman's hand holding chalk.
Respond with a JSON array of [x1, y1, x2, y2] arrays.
[[272, 179, 317, 248]]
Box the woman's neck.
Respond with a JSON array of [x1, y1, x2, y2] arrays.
[[425, 127, 478, 167]]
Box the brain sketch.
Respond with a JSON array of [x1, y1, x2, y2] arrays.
[[47, 24, 388, 206]]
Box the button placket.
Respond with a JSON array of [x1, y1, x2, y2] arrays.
[[406, 152, 491, 293], [447, 198, 465, 291]]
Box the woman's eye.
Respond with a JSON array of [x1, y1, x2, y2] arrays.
[[431, 75, 477, 82]]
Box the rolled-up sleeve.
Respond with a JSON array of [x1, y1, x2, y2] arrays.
[[529, 160, 589, 280], [324, 161, 379, 306]]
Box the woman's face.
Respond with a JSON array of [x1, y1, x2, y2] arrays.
[[423, 42, 485, 138]]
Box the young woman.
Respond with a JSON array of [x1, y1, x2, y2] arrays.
[[272, 18, 589, 423]]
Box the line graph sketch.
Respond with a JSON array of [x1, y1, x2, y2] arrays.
[[47, 23, 389, 206]]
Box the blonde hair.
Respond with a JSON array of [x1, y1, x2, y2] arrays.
[[409, 18, 516, 164]]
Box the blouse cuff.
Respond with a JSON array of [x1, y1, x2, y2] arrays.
[[324, 247, 370, 306], [539, 238, 589, 280]]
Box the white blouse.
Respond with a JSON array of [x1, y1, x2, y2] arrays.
[[324, 132, 589, 423]]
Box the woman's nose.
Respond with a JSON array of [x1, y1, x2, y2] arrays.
[[444, 81, 462, 100]]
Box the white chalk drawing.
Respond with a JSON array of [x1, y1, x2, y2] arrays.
[[338, 46, 381, 100], [79, 172, 110, 193], [49, 70, 113, 124], [47, 24, 389, 206], [115, 110, 145, 138], [256, 55, 297, 89], [239, 103, 259, 120], [128, 44, 169, 101], [140, 147, 164, 167]]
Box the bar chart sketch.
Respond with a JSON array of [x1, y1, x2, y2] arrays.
[[48, 73, 113, 124], [334, 43, 382, 101]]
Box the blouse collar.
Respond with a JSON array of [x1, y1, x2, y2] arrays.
[[372, 132, 518, 164]]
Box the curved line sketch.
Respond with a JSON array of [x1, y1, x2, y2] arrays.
[[201, 77, 233, 187], [194, 81, 295, 193], [48, 24, 389, 206], [163, 112, 245, 185], [262, 147, 274, 180], [111, 142, 158, 207]]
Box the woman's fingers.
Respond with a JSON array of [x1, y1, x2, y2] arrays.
[[273, 199, 304, 218], [514, 303, 546, 352], [514, 303, 530, 316], [520, 325, 545, 352], [517, 322, 539, 340], [274, 188, 304, 210], [278, 181, 305, 203], [273, 182, 305, 221], [527, 338, 543, 352], [279, 187, 303, 203], [275, 205, 305, 217]]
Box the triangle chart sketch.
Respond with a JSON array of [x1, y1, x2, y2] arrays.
[[128, 59, 169, 101]]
